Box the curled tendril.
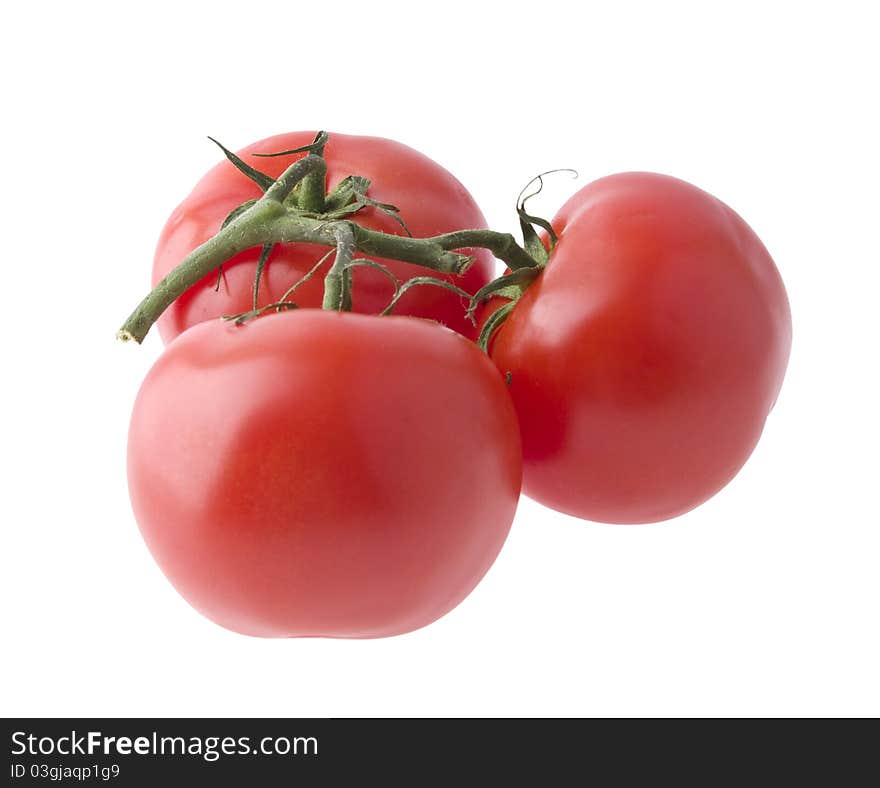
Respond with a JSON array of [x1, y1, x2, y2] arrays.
[[517, 168, 579, 213]]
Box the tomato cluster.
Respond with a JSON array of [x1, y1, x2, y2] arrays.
[[124, 132, 791, 638]]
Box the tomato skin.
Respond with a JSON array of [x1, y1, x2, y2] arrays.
[[127, 312, 521, 637], [153, 132, 495, 343], [488, 173, 791, 524]]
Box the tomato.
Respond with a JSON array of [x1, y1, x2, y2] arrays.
[[153, 131, 495, 343], [487, 172, 791, 523], [127, 312, 521, 637]]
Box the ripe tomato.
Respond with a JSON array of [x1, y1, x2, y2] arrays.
[[487, 173, 791, 523], [153, 131, 495, 343], [127, 312, 521, 637]]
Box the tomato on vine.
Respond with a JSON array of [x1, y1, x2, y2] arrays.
[[127, 312, 522, 637], [482, 172, 791, 523]]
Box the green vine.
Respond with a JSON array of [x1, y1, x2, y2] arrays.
[[118, 133, 565, 347]]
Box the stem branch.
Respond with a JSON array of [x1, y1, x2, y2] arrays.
[[430, 229, 538, 271], [321, 223, 357, 310]]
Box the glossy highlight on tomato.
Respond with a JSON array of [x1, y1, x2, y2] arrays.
[[153, 131, 496, 343], [127, 311, 522, 637], [488, 172, 791, 523]]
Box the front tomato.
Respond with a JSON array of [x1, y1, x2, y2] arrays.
[[489, 173, 792, 524], [127, 312, 521, 637], [153, 132, 496, 343]]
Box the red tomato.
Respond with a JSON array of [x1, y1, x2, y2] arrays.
[[487, 173, 791, 523], [153, 131, 495, 343], [127, 312, 521, 637]]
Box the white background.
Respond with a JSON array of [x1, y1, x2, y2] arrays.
[[2, 1, 877, 717]]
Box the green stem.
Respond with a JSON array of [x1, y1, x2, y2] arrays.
[[321, 223, 357, 310], [117, 199, 283, 343], [427, 229, 538, 271], [264, 155, 325, 204], [296, 139, 327, 213], [118, 158, 540, 344], [267, 217, 475, 273]]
